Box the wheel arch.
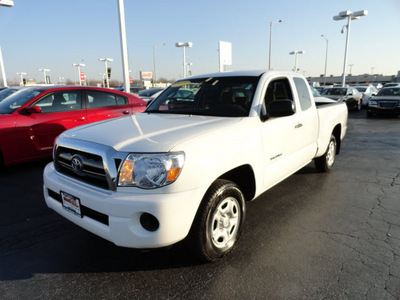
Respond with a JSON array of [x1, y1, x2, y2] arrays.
[[332, 124, 342, 155], [217, 164, 256, 202]]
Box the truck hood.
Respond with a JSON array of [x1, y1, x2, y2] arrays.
[[60, 113, 243, 152]]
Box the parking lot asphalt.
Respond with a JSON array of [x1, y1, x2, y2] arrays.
[[0, 110, 399, 299]]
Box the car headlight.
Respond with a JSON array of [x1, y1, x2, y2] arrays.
[[368, 100, 378, 106], [118, 152, 185, 188]]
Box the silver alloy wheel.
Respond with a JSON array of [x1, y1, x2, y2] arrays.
[[326, 138, 336, 168], [210, 196, 240, 250]]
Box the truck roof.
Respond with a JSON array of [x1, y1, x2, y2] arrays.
[[187, 70, 297, 79]]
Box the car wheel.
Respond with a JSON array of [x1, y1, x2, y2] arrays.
[[188, 179, 245, 262], [367, 111, 373, 117], [315, 134, 337, 172]]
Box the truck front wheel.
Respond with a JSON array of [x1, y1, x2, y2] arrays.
[[315, 134, 337, 172], [188, 179, 245, 262]]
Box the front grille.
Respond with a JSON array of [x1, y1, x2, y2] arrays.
[[379, 101, 397, 108], [55, 146, 109, 189], [48, 188, 109, 226]]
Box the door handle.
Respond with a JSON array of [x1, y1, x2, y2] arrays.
[[76, 117, 86, 122], [122, 110, 130, 114], [295, 123, 303, 129]]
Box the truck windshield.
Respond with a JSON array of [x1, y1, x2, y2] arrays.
[[0, 88, 43, 114], [146, 76, 259, 117]]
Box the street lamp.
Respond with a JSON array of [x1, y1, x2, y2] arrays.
[[17, 72, 27, 86], [175, 42, 193, 78], [153, 43, 166, 86], [289, 51, 305, 72], [268, 19, 282, 70], [0, 0, 14, 6], [321, 35, 328, 85], [333, 10, 368, 87], [72, 63, 85, 86], [98, 58, 113, 88], [38, 68, 50, 84]]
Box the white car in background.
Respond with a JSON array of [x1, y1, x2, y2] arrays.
[[354, 85, 378, 107]]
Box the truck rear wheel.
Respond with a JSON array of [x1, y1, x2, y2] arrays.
[[315, 134, 337, 172], [188, 179, 245, 262]]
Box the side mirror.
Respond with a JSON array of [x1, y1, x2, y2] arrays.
[[268, 100, 296, 118], [26, 106, 42, 114]]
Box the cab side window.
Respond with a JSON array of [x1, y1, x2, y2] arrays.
[[36, 91, 82, 113], [264, 78, 294, 114], [293, 77, 312, 111]]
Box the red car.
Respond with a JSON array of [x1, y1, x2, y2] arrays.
[[0, 86, 146, 166]]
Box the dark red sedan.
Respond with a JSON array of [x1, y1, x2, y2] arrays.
[[0, 86, 146, 166]]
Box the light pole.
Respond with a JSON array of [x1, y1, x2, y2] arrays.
[[289, 51, 305, 72], [175, 42, 193, 78], [321, 35, 328, 85], [333, 10, 368, 87], [72, 63, 85, 86], [0, 1, 14, 87], [117, 0, 130, 93], [38, 69, 50, 84], [98, 58, 113, 88], [268, 19, 282, 70], [17, 72, 27, 86], [0, 46, 7, 87], [186, 62, 193, 76], [99, 73, 106, 87], [153, 43, 166, 86], [348, 64, 354, 75]]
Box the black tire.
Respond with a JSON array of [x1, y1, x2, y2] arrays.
[[314, 134, 337, 172], [188, 179, 245, 262], [367, 111, 373, 117]]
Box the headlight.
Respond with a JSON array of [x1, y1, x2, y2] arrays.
[[368, 100, 378, 106], [118, 152, 185, 189]]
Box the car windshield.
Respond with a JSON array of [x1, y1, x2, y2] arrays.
[[146, 76, 259, 117], [377, 88, 400, 96], [355, 87, 366, 92], [0, 87, 18, 102], [0, 88, 43, 114], [321, 88, 347, 96]]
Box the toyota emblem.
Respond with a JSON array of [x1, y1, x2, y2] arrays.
[[71, 155, 83, 174]]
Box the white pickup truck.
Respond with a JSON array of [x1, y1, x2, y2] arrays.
[[43, 70, 348, 262]]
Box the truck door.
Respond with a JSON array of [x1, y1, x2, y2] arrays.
[[260, 77, 304, 189], [292, 77, 319, 160]]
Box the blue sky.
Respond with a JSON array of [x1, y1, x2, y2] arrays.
[[1, 0, 400, 84]]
